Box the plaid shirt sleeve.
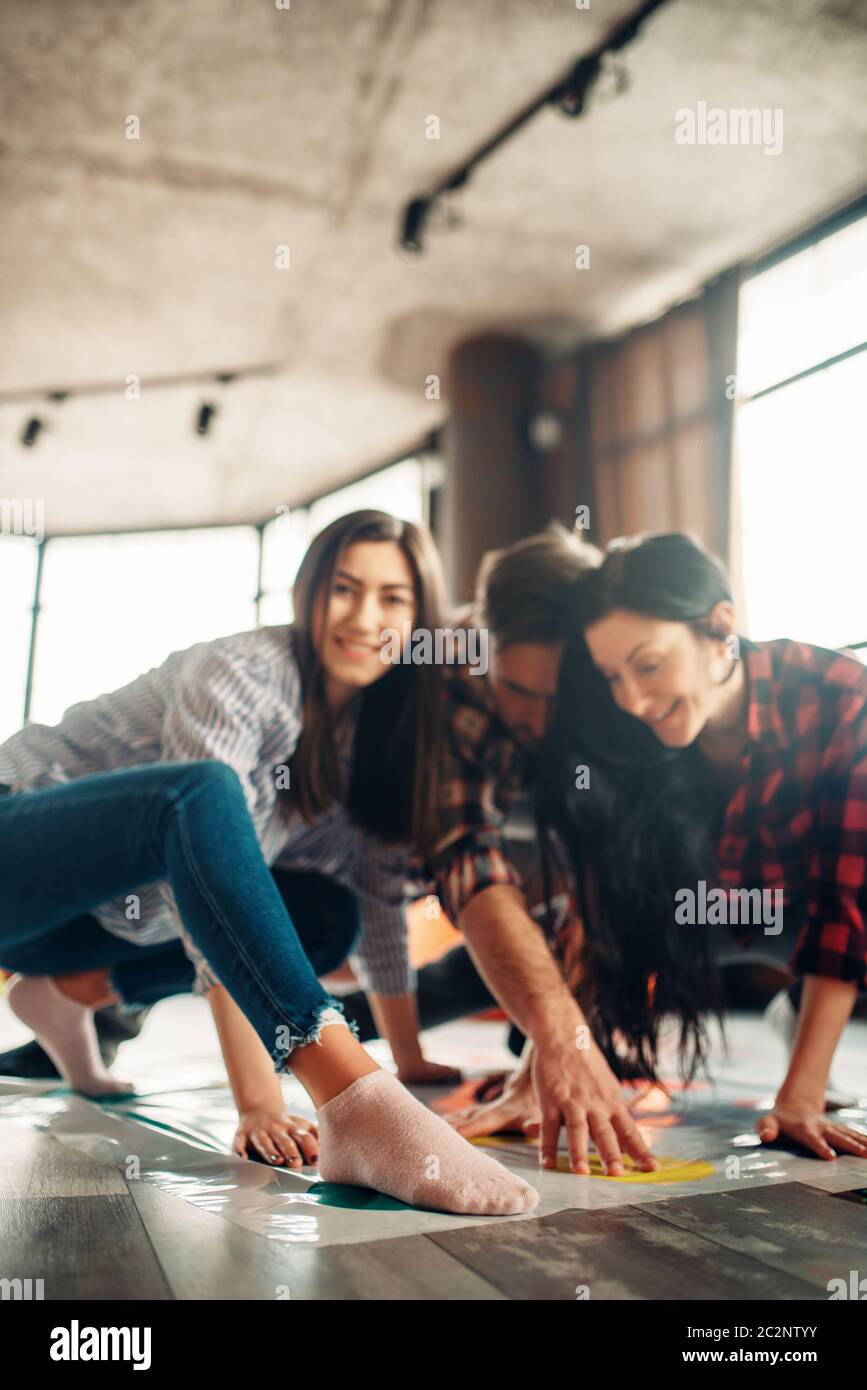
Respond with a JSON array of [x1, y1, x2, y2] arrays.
[[427, 741, 525, 926], [792, 697, 867, 989]]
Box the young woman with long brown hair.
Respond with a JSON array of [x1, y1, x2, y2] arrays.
[[0, 510, 537, 1214]]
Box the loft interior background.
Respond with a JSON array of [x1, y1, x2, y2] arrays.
[[1, 0, 866, 740]]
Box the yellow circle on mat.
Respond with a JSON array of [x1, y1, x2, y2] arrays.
[[471, 1135, 713, 1181]]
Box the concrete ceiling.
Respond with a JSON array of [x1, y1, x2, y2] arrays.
[[1, 0, 865, 535]]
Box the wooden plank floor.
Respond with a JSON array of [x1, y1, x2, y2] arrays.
[[642, 1181, 867, 1292], [1, 1126, 171, 1300], [3, 1119, 866, 1299], [2, 1008, 865, 1299], [427, 1203, 826, 1301]]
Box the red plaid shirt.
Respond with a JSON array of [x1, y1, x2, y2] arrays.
[[716, 639, 867, 988], [421, 634, 867, 993]]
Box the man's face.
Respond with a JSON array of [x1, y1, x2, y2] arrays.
[[487, 642, 563, 751]]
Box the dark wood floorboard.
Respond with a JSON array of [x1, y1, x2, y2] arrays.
[[275, 1233, 508, 1301], [0, 1194, 171, 1300], [127, 1180, 300, 1300], [427, 1204, 824, 1300], [1, 1124, 127, 1199], [643, 1181, 867, 1292]]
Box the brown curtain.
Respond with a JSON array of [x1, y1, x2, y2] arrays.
[[576, 268, 741, 566]]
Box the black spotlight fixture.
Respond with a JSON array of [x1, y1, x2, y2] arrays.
[[554, 55, 602, 117], [400, 197, 432, 254], [196, 401, 217, 436], [21, 416, 45, 447]]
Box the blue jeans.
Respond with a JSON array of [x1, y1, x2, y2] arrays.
[[0, 868, 360, 1011], [0, 762, 360, 1068]]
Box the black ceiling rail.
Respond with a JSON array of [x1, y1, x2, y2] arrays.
[[0, 362, 283, 408], [399, 0, 670, 253]]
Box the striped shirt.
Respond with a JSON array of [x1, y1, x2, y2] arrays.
[[0, 625, 414, 997]]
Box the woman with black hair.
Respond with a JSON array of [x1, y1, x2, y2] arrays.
[[0, 510, 538, 1214], [450, 532, 866, 1166]]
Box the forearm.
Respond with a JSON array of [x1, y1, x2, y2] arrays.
[[458, 885, 583, 1048], [500, 1036, 536, 1093], [778, 974, 858, 1104], [206, 983, 283, 1112], [368, 992, 424, 1070]]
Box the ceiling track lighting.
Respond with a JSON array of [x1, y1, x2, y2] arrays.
[[555, 55, 603, 119], [195, 371, 239, 436], [0, 364, 279, 410], [21, 417, 45, 448], [5, 367, 262, 448], [401, 197, 432, 255], [195, 401, 217, 436], [18, 390, 69, 448], [397, 0, 668, 253]]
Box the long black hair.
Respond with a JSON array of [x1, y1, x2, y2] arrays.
[[537, 533, 736, 1083]]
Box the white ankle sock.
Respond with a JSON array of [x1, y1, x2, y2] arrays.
[[317, 1069, 538, 1215], [6, 975, 134, 1096]]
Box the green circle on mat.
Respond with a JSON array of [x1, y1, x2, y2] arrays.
[[307, 1181, 409, 1210]]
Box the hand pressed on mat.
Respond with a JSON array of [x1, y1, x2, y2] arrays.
[[756, 1095, 867, 1161], [234, 1108, 319, 1166]]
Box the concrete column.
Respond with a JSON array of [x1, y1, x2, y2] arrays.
[[440, 333, 584, 604]]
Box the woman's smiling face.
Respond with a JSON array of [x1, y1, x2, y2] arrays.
[[312, 540, 418, 696], [584, 607, 732, 748]]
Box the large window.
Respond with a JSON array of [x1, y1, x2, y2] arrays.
[[29, 528, 260, 728], [736, 211, 867, 653], [1, 455, 434, 740], [0, 537, 38, 744]]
